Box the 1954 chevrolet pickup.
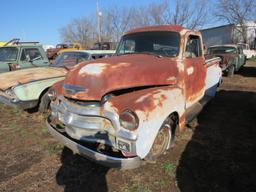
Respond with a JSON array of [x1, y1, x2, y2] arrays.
[[46, 25, 222, 169]]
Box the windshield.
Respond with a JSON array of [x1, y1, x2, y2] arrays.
[[208, 47, 236, 54], [0, 47, 18, 61], [52, 52, 89, 68], [116, 31, 180, 57], [238, 44, 248, 50]]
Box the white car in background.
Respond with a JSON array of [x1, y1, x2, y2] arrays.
[[43, 45, 55, 52], [237, 43, 256, 59]]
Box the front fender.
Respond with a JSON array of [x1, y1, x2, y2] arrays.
[[106, 86, 185, 158], [13, 77, 64, 101]]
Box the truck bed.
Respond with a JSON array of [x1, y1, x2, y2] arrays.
[[205, 57, 222, 97]]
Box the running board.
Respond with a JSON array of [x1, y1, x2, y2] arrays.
[[185, 95, 212, 124]]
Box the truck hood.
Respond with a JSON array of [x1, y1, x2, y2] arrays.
[[63, 54, 179, 101], [0, 67, 67, 91]]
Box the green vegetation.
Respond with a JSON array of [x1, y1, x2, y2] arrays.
[[122, 184, 152, 192], [46, 144, 63, 155], [249, 55, 256, 62], [162, 162, 175, 177]]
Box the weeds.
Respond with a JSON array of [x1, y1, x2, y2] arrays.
[[162, 162, 175, 177], [47, 144, 63, 155], [123, 184, 152, 192], [249, 55, 256, 62], [160, 178, 169, 190]]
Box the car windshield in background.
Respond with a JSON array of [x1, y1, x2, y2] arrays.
[[116, 31, 180, 57], [52, 52, 89, 68], [208, 47, 236, 54], [0, 47, 18, 61]]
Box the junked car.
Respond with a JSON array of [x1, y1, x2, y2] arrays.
[[47, 43, 82, 60], [46, 25, 222, 169], [237, 43, 256, 59], [0, 50, 115, 112], [206, 44, 246, 76], [0, 41, 49, 73]]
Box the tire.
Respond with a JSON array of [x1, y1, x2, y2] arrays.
[[227, 65, 235, 77], [39, 91, 51, 113], [145, 117, 176, 163]]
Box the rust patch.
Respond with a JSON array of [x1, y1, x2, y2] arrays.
[[63, 55, 179, 101], [0, 67, 67, 90], [108, 86, 177, 119]]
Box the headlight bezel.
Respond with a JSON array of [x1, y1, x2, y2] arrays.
[[119, 109, 139, 131]]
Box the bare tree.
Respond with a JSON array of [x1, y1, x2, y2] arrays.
[[60, 17, 96, 48], [102, 7, 134, 42], [214, 0, 256, 43], [60, 0, 210, 46], [170, 0, 209, 29]]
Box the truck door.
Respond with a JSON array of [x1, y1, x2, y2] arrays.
[[237, 47, 245, 69], [183, 35, 206, 108]]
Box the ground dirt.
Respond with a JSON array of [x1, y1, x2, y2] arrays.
[[0, 61, 255, 192]]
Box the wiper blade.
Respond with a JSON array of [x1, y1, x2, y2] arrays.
[[138, 51, 163, 58], [117, 52, 136, 56]]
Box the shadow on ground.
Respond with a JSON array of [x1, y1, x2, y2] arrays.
[[237, 65, 256, 77], [56, 147, 109, 192], [176, 90, 256, 192]]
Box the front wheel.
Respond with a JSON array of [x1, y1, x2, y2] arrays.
[[145, 118, 175, 162], [39, 91, 51, 113]]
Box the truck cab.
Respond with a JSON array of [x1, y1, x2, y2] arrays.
[[47, 25, 222, 169], [0, 42, 49, 73]]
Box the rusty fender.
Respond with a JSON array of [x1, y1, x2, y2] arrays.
[[104, 86, 185, 159]]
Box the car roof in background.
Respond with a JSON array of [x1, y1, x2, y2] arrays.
[[62, 50, 116, 55], [1, 44, 43, 48], [209, 44, 237, 48]]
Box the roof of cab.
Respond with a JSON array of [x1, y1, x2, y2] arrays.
[[1, 44, 43, 48], [124, 25, 187, 35]]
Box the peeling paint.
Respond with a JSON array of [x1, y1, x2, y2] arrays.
[[79, 63, 108, 75]]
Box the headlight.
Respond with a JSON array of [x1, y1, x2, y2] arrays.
[[48, 88, 57, 101], [5, 89, 16, 98], [119, 109, 139, 131]]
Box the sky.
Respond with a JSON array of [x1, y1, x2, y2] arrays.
[[0, 0, 217, 45]]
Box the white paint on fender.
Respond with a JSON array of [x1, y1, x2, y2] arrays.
[[79, 63, 108, 75], [187, 66, 194, 75]]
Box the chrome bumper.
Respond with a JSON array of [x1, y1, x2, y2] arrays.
[[50, 97, 138, 153], [46, 119, 141, 169]]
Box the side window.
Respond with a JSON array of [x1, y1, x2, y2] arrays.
[[21, 48, 42, 61], [118, 40, 135, 54], [238, 47, 243, 54], [185, 35, 202, 58]]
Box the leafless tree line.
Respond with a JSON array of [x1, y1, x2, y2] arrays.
[[214, 0, 256, 43], [60, 0, 255, 47]]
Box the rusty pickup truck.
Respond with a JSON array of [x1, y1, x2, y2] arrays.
[[46, 25, 222, 169]]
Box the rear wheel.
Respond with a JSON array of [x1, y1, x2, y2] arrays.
[[227, 65, 235, 77], [145, 117, 176, 162]]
